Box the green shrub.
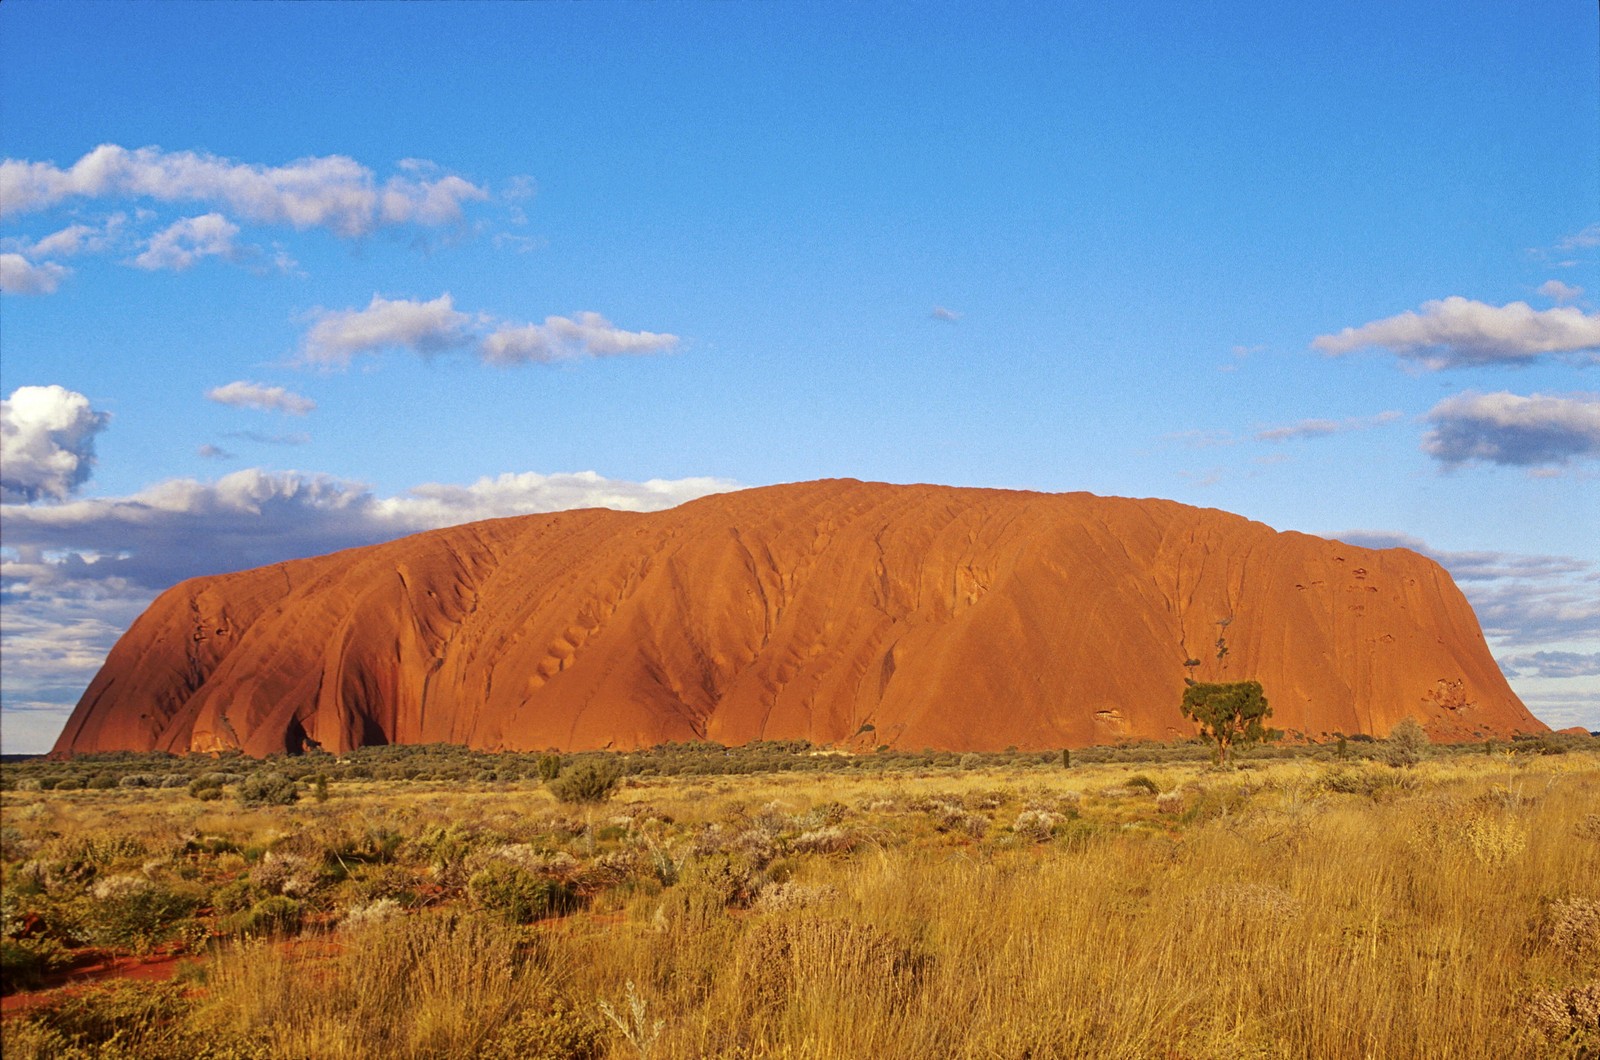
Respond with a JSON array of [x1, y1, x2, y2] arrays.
[[481, 993, 604, 1060], [8, 979, 271, 1058], [212, 878, 258, 914], [237, 895, 304, 937], [236, 771, 299, 806], [188, 776, 225, 801], [83, 877, 201, 952], [1125, 774, 1161, 795], [547, 761, 621, 804], [466, 861, 577, 922], [1, 935, 73, 992]]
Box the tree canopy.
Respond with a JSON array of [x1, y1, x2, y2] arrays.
[[1180, 680, 1275, 764]]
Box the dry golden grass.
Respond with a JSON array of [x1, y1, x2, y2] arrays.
[[4, 750, 1597, 1058]]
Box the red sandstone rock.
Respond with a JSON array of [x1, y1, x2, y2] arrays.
[[52, 479, 1544, 756]]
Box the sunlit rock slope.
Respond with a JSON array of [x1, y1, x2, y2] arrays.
[[54, 479, 1542, 756]]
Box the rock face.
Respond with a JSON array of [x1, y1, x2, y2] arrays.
[[53, 479, 1543, 756]]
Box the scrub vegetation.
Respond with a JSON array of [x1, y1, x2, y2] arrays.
[[2, 733, 1596, 1058]]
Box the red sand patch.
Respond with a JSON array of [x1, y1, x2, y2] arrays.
[[1, 947, 197, 1017]]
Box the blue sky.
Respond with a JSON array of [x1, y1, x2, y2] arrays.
[[2, 0, 1596, 753]]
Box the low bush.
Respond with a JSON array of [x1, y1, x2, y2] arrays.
[[547, 761, 621, 804], [1384, 718, 1431, 768], [236, 895, 303, 937], [466, 861, 578, 922], [83, 876, 201, 952], [236, 771, 298, 807], [1125, 774, 1161, 795]]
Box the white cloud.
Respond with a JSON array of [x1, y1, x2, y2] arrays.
[[374, 471, 738, 525], [0, 386, 110, 502], [0, 144, 488, 237], [481, 312, 680, 365], [1, 468, 740, 592], [132, 212, 241, 271], [1497, 651, 1600, 680], [1334, 530, 1600, 649], [1539, 279, 1584, 304], [931, 306, 961, 322], [1313, 296, 1600, 369], [225, 430, 311, 446], [0, 467, 739, 751], [1422, 391, 1600, 468], [26, 215, 126, 258], [197, 443, 235, 460], [205, 381, 316, 416], [304, 294, 679, 368], [1254, 410, 1402, 442], [0, 252, 71, 295], [303, 293, 474, 365], [1556, 223, 1600, 252]]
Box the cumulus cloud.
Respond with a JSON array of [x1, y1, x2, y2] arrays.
[[1539, 279, 1585, 304], [1254, 410, 1402, 442], [1333, 530, 1600, 649], [1313, 296, 1600, 369], [1, 386, 110, 502], [303, 293, 474, 365], [481, 312, 680, 365], [1421, 391, 1600, 468], [132, 212, 241, 271], [0, 252, 71, 295], [205, 381, 316, 416], [304, 294, 680, 368], [0, 144, 488, 237]]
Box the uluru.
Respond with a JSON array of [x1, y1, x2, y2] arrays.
[[52, 479, 1543, 757]]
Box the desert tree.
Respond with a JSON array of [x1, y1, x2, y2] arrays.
[[1180, 679, 1275, 765]]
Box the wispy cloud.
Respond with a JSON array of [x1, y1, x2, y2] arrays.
[[0, 252, 71, 295], [1254, 410, 1402, 442], [0, 386, 110, 502], [205, 381, 316, 416], [0, 144, 488, 237], [303, 294, 679, 368], [132, 212, 241, 271], [1313, 296, 1600, 369], [1555, 223, 1600, 253], [223, 430, 311, 447], [931, 306, 961, 323], [1422, 391, 1600, 469], [1539, 279, 1585, 304], [1497, 651, 1600, 680], [481, 312, 679, 365], [1334, 530, 1600, 648], [20, 215, 127, 258]]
